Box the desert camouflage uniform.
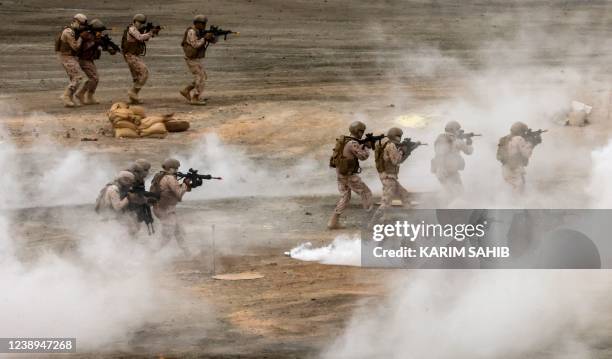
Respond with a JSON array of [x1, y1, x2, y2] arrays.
[[183, 28, 208, 98], [153, 173, 190, 253], [77, 31, 99, 94], [431, 133, 473, 198], [501, 135, 534, 193], [97, 184, 140, 235], [124, 25, 151, 88], [375, 138, 410, 215], [334, 140, 373, 215], [57, 28, 83, 92]]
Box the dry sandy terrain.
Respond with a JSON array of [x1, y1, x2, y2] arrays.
[[2, 0, 612, 357]]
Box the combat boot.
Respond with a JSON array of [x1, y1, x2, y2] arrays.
[[84, 91, 99, 105], [180, 85, 194, 102], [190, 95, 207, 106], [128, 87, 141, 104], [327, 212, 344, 230], [74, 87, 87, 105], [60, 88, 77, 108]]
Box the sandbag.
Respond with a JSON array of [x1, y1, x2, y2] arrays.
[[139, 115, 169, 129], [165, 120, 190, 132], [109, 108, 135, 123], [139, 122, 168, 137], [110, 102, 129, 112], [114, 127, 139, 138], [113, 120, 139, 130], [129, 105, 146, 118]]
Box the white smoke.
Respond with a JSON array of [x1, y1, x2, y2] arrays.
[[288, 234, 361, 266], [587, 139, 612, 208]]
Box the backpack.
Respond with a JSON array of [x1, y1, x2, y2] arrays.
[[329, 136, 358, 175], [496, 135, 511, 164], [149, 171, 167, 196], [374, 141, 389, 173]]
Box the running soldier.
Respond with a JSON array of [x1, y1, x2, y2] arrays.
[[179, 15, 217, 105], [121, 13, 160, 104], [497, 122, 544, 193], [75, 19, 117, 105], [55, 13, 87, 107], [328, 121, 373, 229], [150, 158, 192, 256], [372, 127, 423, 220], [430, 121, 474, 199]]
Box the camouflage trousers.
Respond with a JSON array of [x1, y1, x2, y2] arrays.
[[502, 165, 526, 193], [373, 174, 411, 217], [58, 54, 82, 91], [436, 171, 464, 199], [334, 173, 372, 215], [124, 53, 149, 88], [78, 59, 99, 93], [185, 57, 207, 97], [153, 207, 188, 251]]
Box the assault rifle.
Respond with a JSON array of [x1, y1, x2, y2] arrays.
[[523, 128, 547, 145], [128, 184, 160, 235], [457, 130, 482, 140], [355, 133, 386, 148], [200, 25, 239, 40], [144, 22, 162, 34], [177, 168, 222, 188], [99, 34, 120, 53], [399, 138, 427, 155]]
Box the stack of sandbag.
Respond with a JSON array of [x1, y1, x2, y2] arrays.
[[107, 103, 191, 139], [566, 100, 592, 127]]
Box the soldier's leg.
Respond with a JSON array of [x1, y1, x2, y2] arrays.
[[77, 60, 99, 104], [396, 180, 412, 206], [59, 55, 82, 107], [329, 175, 351, 229], [372, 177, 394, 221], [180, 58, 195, 101], [185, 58, 207, 105], [124, 54, 148, 103], [502, 166, 525, 193], [173, 221, 191, 256], [348, 174, 373, 211]]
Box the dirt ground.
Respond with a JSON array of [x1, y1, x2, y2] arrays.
[[2, 0, 612, 357]]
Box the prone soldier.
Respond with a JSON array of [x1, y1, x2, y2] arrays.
[[328, 121, 374, 229], [121, 13, 160, 104], [372, 127, 424, 219], [75, 19, 117, 105], [497, 122, 544, 193], [55, 13, 87, 107], [430, 121, 475, 199]]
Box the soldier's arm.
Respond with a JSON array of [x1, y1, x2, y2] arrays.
[[516, 137, 534, 159], [386, 142, 403, 165], [62, 28, 82, 51], [128, 26, 152, 42], [108, 188, 129, 211], [187, 28, 206, 48], [163, 176, 189, 202], [456, 139, 474, 155], [349, 141, 369, 160]]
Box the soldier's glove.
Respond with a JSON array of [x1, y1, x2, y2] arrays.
[[531, 135, 542, 146], [466, 137, 473, 146], [183, 179, 192, 192]]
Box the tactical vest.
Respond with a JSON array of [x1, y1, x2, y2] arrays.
[[496, 135, 511, 164], [329, 136, 359, 175], [375, 141, 400, 175], [121, 26, 146, 56], [181, 26, 207, 59], [55, 27, 77, 55], [149, 171, 171, 195]]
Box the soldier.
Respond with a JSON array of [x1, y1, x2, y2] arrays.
[[328, 121, 373, 229], [121, 13, 159, 104], [430, 121, 473, 199], [75, 19, 117, 105], [372, 127, 421, 220], [497, 122, 542, 193], [55, 13, 87, 107], [180, 15, 217, 106], [150, 158, 192, 256], [95, 171, 145, 235]]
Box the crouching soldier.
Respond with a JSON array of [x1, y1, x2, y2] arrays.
[[328, 121, 373, 229], [95, 171, 145, 236], [372, 127, 422, 220], [497, 122, 543, 194], [150, 158, 192, 256]]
